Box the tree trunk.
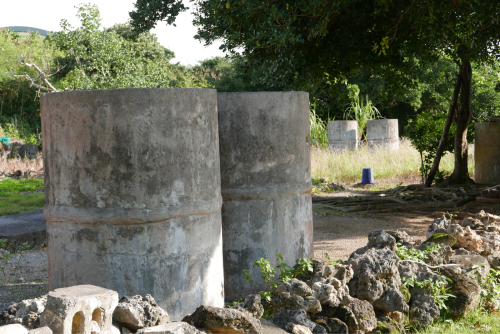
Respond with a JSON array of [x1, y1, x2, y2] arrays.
[[424, 68, 462, 187], [442, 59, 474, 185]]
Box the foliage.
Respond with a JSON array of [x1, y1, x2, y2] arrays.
[[406, 110, 475, 184], [344, 84, 381, 140], [243, 254, 313, 302], [474, 267, 500, 312], [52, 4, 178, 90], [310, 107, 328, 148], [395, 243, 445, 265], [0, 29, 61, 138], [129, 0, 500, 185], [0, 239, 30, 283], [401, 274, 455, 312]]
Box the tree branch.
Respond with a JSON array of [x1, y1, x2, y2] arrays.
[[11, 55, 61, 92], [10, 74, 57, 92]]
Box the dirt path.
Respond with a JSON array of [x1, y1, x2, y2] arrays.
[[311, 185, 500, 261], [313, 209, 431, 261]]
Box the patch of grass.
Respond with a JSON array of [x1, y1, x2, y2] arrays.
[[311, 138, 474, 186], [416, 308, 500, 334], [0, 179, 45, 216], [0, 194, 45, 216], [0, 179, 44, 196]]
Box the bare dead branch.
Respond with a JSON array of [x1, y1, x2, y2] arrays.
[[16, 56, 59, 92], [10, 74, 57, 92]]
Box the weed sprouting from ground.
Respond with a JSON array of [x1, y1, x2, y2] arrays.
[[311, 138, 474, 186]]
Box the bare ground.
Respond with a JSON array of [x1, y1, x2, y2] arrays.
[[312, 184, 500, 261]]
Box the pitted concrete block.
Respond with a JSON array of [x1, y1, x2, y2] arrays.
[[29, 327, 53, 334], [0, 324, 28, 334], [40, 285, 118, 334]]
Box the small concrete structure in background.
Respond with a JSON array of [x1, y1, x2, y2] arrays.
[[475, 121, 500, 184], [366, 119, 399, 150], [217, 92, 314, 300], [327, 120, 358, 150], [40, 285, 118, 334], [41, 88, 225, 321]]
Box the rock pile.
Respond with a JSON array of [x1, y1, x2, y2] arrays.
[[2, 212, 498, 334]]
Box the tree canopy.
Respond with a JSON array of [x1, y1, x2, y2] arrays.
[[130, 0, 500, 185]]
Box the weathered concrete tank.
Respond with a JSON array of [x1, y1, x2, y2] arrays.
[[475, 121, 500, 184], [367, 119, 399, 150], [217, 92, 314, 300], [328, 120, 358, 150], [41, 88, 224, 320]]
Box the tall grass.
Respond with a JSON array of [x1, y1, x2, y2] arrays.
[[310, 108, 328, 148], [0, 154, 43, 175], [311, 138, 475, 185]]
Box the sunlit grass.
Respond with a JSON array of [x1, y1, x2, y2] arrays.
[[311, 138, 474, 187], [0, 178, 45, 217]]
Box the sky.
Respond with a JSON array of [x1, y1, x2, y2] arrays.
[[0, 0, 226, 66]]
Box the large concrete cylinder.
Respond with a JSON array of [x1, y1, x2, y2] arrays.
[[367, 119, 399, 150], [217, 92, 314, 300], [328, 120, 358, 150], [475, 122, 500, 184], [41, 88, 224, 320]]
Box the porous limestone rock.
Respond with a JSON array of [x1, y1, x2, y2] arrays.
[[312, 264, 353, 286], [290, 324, 312, 334], [183, 306, 261, 334], [317, 298, 376, 334], [487, 250, 500, 269], [276, 279, 313, 297], [408, 289, 440, 328], [445, 274, 481, 319], [386, 230, 414, 247], [315, 318, 347, 334], [113, 295, 169, 331], [12, 296, 47, 329], [312, 279, 351, 308], [346, 298, 377, 333], [449, 254, 490, 278], [366, 230, 397, 251], [136, 322, 203, 334], [447, 224, 485, 254], [347, 248, 409, 313], [476, 210, 500, 224], [426, 216, 450, 239], [230, 295, 264, 319], [272, 294, 321, 314], [480, 232, 500, 256], [271, 310, 326, 334]]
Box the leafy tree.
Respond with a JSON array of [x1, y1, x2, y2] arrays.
[[130, 0, 500, 186], [0, 29, 62, 137], [52, 4, 178, 90]]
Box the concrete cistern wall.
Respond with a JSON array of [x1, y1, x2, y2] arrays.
[[217, 91, 314, 300], [41, 88, 224, 321]]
